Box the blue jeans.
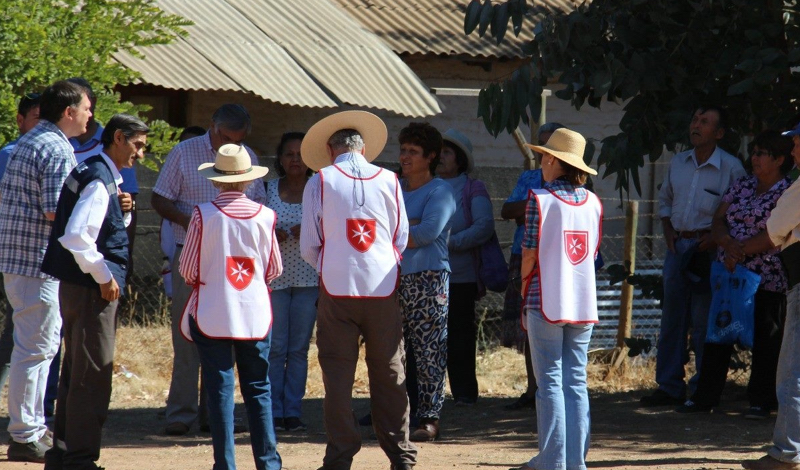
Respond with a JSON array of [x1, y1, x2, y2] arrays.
[[190, 317, 281, 470], [769, 283, 800, 463], [526, 308, 592, 470], [4, 274, 61, 443], [268, 286, 318, 419], [655, 238, 711, 398]]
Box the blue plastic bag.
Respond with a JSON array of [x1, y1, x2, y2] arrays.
[[706, 261, 760, 349]]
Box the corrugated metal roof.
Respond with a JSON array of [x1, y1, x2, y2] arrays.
[[113, 0, 443, 116], [332, 0, 580, 59]]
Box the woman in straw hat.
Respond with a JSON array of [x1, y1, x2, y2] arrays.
[[511, 128, 602, 470], [437, 128, 496, 407], [178, 144, 283, 470]]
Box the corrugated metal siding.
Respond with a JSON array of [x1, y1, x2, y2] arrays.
[[226, 0, 442, 117], [333, 0, 579, 59], [112, 0, 443, 116]]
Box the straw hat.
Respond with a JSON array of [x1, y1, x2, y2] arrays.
[[526, 128, 597, 175], [300, 110, 388, 171], [442, 128, 474, 174], [198, 144, 269, 182]]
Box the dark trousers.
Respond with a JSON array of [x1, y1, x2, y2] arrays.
[[691, 289, 786, 409], [316, 290, 417, 470], [47, 282, 118, 469], [447, 282, 479, 401]]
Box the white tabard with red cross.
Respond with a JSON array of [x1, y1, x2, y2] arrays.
[[531, 188, 602, 323], [318, 163, 402, 297], [180, 202, 276, 340]]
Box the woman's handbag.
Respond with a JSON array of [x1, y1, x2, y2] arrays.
[[705, 261, 760, 349], [462, 177, 509, 298]]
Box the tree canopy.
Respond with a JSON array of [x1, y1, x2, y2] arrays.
[[466, 0, 800, 196], [0, 0, 190, 167]]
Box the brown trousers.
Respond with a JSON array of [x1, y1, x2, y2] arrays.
[[52, 282, 118, 468], [316, 290, 417, 470]]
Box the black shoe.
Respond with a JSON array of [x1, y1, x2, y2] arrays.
[[675, 400, 712, 413], [640, 389, 685, 407], [284, 416, 307, 432], [745, 406, 770, 420], [273, 417, 286, 432], [453, 397, 477, 407], [505, 393, 536, 410], [8, 436, 51, 463]]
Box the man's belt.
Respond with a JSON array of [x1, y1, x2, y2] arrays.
[[678, 230, 710, 239]]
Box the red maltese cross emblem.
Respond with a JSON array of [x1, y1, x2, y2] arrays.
[[563, 230, 589, 265], [225, 256, 255, 291], [346, 218, 376, 253]]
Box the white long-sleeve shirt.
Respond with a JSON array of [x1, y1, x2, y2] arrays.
[[58, 152, 130, 285]]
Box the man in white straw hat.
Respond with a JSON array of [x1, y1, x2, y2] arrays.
[[178, 143, 282, 470], [299, 110, 417, 470], [641, 105, 744, 409], [152, 104, 265, 436]]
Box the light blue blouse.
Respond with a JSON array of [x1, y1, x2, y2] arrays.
[[400, 177, 456, 275]]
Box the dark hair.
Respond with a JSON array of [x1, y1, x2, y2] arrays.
[[18, 93, 41, 117], [101, 114, 150, 149], [179, 126, 206, 142], [274, 131, 312, 177], [750, 129, 794, 175], [212, 104, 251, 134], [39, 80, 89, 124], [443, 141, 469, 174], [551, 157, 589, 186], [398, 122, 442, 174], [695, 105, 729, 133], [66, 77, 95, 101]]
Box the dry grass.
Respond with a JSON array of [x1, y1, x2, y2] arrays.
[[110, 326, 675, 408]]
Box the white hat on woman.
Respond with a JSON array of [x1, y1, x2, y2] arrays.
[[442, 128, 474, 174], [526, 128, 597, 176]]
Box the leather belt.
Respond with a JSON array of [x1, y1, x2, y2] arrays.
[[678, 230, 709, 239]]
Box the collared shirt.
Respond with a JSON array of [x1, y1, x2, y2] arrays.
[[0, 120, 76, 278], [767, 177, 800, 249], [71, 124, 139, 194], [506, 169, 543, 254], [522, 178, 589, 312], [153, 132, 267, 244], [658, 146, 745, 232], [300, 152, 409, 271], [0, 138, 19, 184], [58, 152, 128, 285]]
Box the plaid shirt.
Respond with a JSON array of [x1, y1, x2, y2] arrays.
[[0, 120, 76, 278], [152, 133, 267, 244], [522, 178, 588, 312]]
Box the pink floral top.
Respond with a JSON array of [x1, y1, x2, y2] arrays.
[[719, 174, 791, 292]]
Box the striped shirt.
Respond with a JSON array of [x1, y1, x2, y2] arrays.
[[153, 133, 267, 244], [0, 120, 76, 278], [522, 178, 589, 312], [179, 191, 283, 314]]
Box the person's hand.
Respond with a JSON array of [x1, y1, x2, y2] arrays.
[[723, 252, 738, 272], [118, 192, 133, 212], [289, 224, 302, 239], [662, 220, 677, 253], [276, 228, 289, 243], [697, 232, 717, 252], [100, 278, 120, 302], [722, 236, 745, 263]]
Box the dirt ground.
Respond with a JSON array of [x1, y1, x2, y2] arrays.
[[0, 327, 777, 470]]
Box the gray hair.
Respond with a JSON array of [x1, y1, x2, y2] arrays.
[[327, 129, 364, 152], [101, 114, 150, 149], [212, 104, 251, 134], [537, 122, 565, 140], [212, 180, 251, 192]]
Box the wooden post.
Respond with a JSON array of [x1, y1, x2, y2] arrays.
[[616, 200, 639, 347], [512, 127, 536, 170]]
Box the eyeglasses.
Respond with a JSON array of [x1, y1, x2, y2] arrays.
[[751, 149, 772, 158]]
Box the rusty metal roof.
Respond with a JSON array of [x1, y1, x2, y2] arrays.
[[114, 0, 443, 117], [332, 0, 579, 59]]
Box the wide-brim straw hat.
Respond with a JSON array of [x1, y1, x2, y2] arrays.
[[442, 128, 474, 174], [300, 110, 387, 171], [198, 144, 269, 182], [526, 128, 597, 176]]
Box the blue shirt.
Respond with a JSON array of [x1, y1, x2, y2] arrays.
[[400, 177, 455, 275], [0, 120, 76, 278], [506, 169, 543, 254], [444, 174, 495, 283], [71, 124, 139, 194], [0, 139, 19, 184]]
